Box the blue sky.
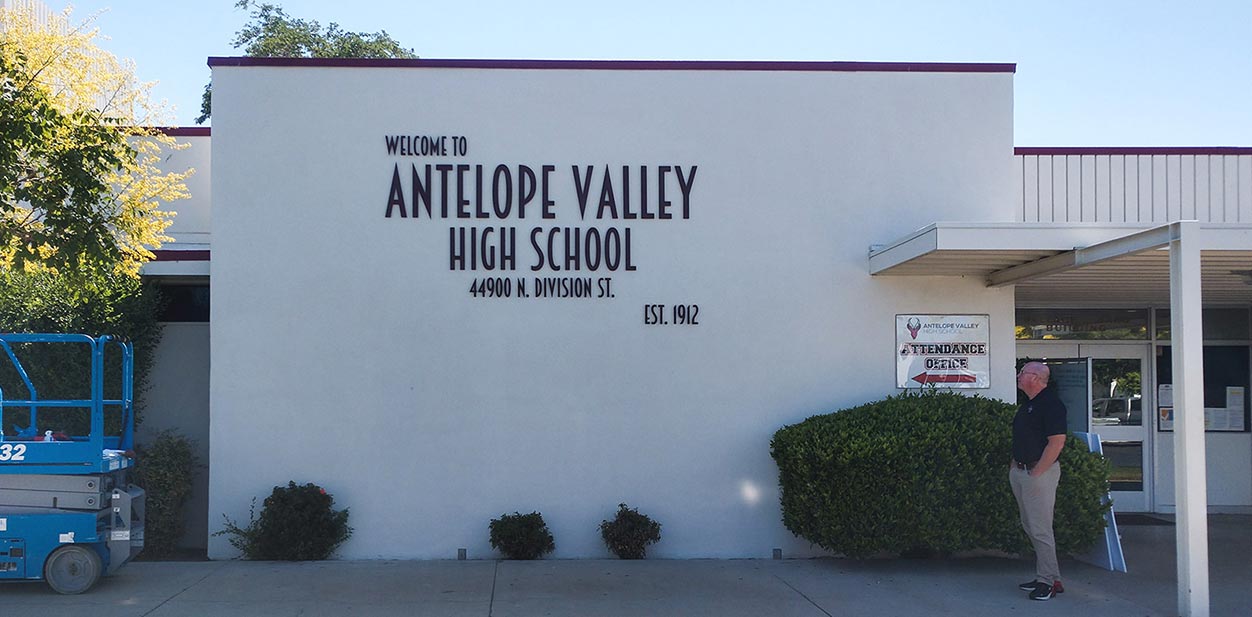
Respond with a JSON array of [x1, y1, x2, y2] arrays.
[[55, 0, 1252, 145]]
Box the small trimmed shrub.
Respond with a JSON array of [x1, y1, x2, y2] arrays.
[[133, 430, 199, 558], [770, 392, 1110, 558], [600, 503, 662, 559], [216, 482, 352, 560], [489, 511, 555, 559]]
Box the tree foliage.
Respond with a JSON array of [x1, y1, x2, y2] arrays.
[[0, 268, 164, 435], [197, 1, 416, 123], [0, 5, 191, 278]]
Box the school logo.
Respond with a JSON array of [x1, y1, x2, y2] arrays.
[[906, 317, 922, 340]]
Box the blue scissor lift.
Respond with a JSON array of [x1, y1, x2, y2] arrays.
[[0, 334, 145, 594]]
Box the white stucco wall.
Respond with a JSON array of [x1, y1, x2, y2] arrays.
[[158, 133, 211, 249], [137, 322, 211, 548], [208, 61, 1017, 559], [141, 131, 211, 277]]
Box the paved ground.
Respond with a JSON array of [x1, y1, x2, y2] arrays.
[[2, 515, 1249, 616]]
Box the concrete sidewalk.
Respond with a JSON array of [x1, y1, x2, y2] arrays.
[[2, 515, 1250, 616]]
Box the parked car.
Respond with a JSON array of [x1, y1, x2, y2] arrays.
[[1092, 395, 1142, 426]]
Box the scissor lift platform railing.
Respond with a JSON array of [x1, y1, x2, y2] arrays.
[[0, 333, 145, 594]]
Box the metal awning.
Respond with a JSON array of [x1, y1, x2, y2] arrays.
[[870, 222, 1252, 305], [871, 220, 1237, 617]]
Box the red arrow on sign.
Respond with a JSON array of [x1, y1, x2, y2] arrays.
[[912, 372, 978, 384]]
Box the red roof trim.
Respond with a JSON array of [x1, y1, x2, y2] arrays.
[[152, 250, 210, 262], [1016, 147, 1252, 156], [156, 127, 210, 137], [207, 57, 1016, 73]]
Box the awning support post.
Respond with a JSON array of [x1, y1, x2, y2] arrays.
[[1170, 220, 1209, 617]]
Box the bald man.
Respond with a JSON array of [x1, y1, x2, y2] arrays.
[[1011, 361, 1067, 601]]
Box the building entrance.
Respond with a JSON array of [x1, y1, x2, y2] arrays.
[[1017, 342, 1152, 512], [1084, 344, 1151, 512]]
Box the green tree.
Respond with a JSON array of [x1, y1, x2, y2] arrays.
[[0, 50, 126, 276], [0, 268, 164, 435], [1093, 359, 1141, 398], [0, 5, 191, 279], [197, 1, 416, 123]]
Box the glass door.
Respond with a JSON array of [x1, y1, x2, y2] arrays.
[[1080, 344, 1151, 512], [1017, 343, 1089, 434]]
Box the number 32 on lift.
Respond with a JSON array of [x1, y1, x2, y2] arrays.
[[0, 444, 27, 461]]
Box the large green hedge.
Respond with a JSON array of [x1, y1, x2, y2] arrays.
[[0, 270, 163, 436], [770, 392, 1110, 558]]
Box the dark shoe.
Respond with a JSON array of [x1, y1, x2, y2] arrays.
[[1029, 582, 1056, 601], [1018, 580, 1040, 591]]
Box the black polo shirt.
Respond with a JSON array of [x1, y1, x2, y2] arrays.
[[1012, 385, 1068, 464]]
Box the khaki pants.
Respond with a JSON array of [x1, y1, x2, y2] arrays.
[[1009, 463, 1061, 585]]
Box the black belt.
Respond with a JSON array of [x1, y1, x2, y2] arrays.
[[1012, 459, 1036, 471]]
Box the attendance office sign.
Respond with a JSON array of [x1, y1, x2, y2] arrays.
[[896, 314, 990, 388]]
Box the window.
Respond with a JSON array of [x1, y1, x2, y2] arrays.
[[1156, 345, 1250, 433], [157, 284, 209, 322], [1154, 308, 1250, 340], [1015, 309, 1149, 340]]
